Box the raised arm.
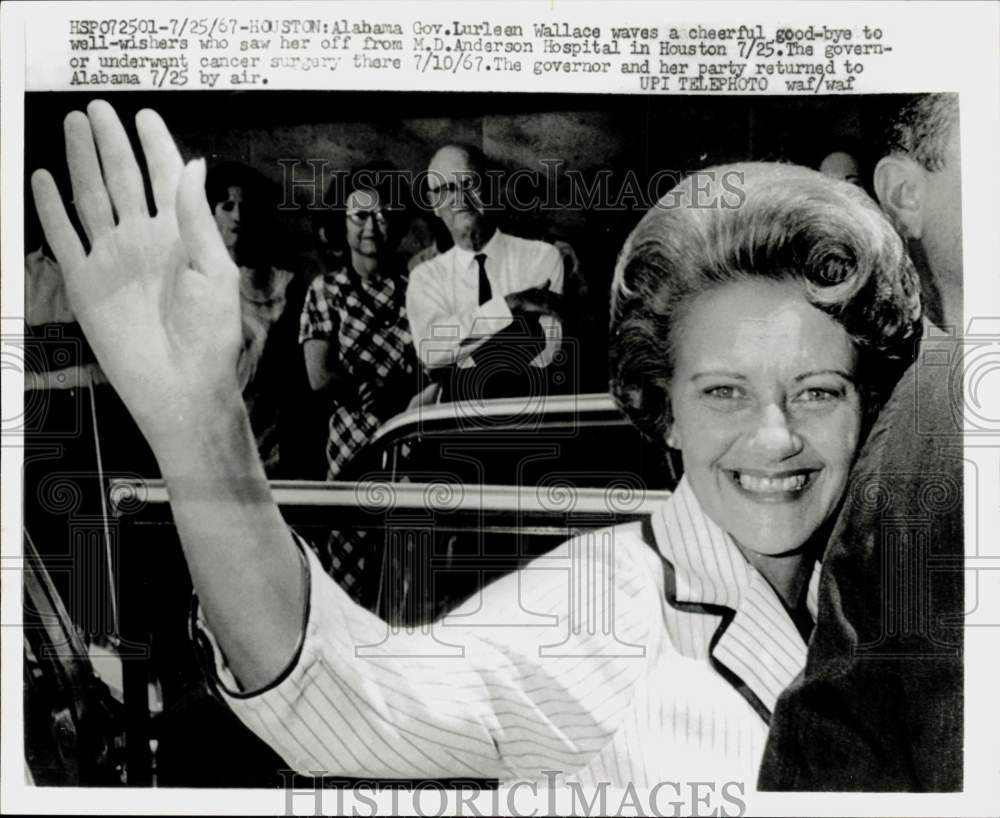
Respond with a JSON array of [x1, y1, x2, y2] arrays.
[[200, 529, 654, 780], [31, 100, 303, 691], [31, 102, 648, 783]]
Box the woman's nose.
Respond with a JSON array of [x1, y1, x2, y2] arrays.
[[747, 402, 804, 460]]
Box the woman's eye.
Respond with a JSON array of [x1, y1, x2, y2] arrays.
[[704, 385, 743, 400], [796, 387, 840, 403]]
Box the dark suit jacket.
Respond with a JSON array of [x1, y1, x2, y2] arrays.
[[759, 333, 964, 791]]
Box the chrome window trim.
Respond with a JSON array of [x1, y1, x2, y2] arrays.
[[111, 479, 671, 518], [369, 392, 621, 444]]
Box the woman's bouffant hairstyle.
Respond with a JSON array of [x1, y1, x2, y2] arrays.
[[609, 162, 922, 445]]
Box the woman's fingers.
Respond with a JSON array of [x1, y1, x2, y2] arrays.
[[176, 158, 235, 281], [87, 99, 149, 220], [136, 108, 183, 218], [31, 170, 86, 272], [65, 110, 115, 243]]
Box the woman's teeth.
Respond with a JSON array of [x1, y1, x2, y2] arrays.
[[735, 472, 809, 493]]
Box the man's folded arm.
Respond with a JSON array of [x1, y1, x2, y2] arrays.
[[406, 268, 512, 369]]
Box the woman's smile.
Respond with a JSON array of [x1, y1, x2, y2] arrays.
[[724, 467, 820, 501], [668, 279, 863, 559]]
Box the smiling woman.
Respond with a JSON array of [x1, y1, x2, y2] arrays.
[[668, 280, 862, 604], [300, 161, 418, 484], [611, 162, 921, 606], [192, 163, 922, 786], [30, 99, 924, 788]]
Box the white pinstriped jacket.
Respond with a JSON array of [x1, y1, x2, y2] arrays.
[[197, 476, 819, 787]]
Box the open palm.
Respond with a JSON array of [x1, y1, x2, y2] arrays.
[[31, 101, 242, 442]]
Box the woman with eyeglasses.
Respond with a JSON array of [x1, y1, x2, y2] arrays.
[[207, 162, 299, 475], [299, 163, 417, 481]]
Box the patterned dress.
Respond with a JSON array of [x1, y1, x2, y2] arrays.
[[299, 263, 416, 478], [299, 264, 417, 606]]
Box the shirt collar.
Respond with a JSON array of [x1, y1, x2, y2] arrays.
[[650, 476, 752, 610], [651, 476, 822, 717], [450, 228, 505, 269], [651, 476, 820, 618]]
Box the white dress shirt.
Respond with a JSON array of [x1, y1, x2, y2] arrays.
[[196, 476, 819, 787], [405, 229, 564, 370]]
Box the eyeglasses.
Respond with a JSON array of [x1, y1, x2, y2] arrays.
[[346, 208, 389, 227], [427, 177, 480, 198]]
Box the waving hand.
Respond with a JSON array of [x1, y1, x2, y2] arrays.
[[31, 100, 242, 446]]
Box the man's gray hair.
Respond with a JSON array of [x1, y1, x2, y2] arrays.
[[881, 93, 959, 172]]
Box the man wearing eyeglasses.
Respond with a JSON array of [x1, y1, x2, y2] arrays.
[[406, 144, 564, 401]]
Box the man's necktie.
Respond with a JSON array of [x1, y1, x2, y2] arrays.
[[474, 253, 492, 305]]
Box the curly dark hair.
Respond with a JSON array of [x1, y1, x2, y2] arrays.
[[609, 162, 922, 446], [205, 161, 279, 271]]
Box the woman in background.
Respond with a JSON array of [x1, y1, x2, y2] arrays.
[[207, 162, 304, 476], [299, 163, 418, 606], [299, 163, 417, 480]]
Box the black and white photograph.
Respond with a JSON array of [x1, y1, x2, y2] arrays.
[[2, 2, 997, 816]]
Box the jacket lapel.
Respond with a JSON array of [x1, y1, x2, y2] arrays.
[[651, 477, 820, 723], [711, 570, 811, 719]]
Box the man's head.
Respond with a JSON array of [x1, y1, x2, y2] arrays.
[[873, 94, 962, 326], [819, 151, 862, 186], [426, 144, 495, 251]]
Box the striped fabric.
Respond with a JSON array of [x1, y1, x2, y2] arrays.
[[196, 476, 820, 786]]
